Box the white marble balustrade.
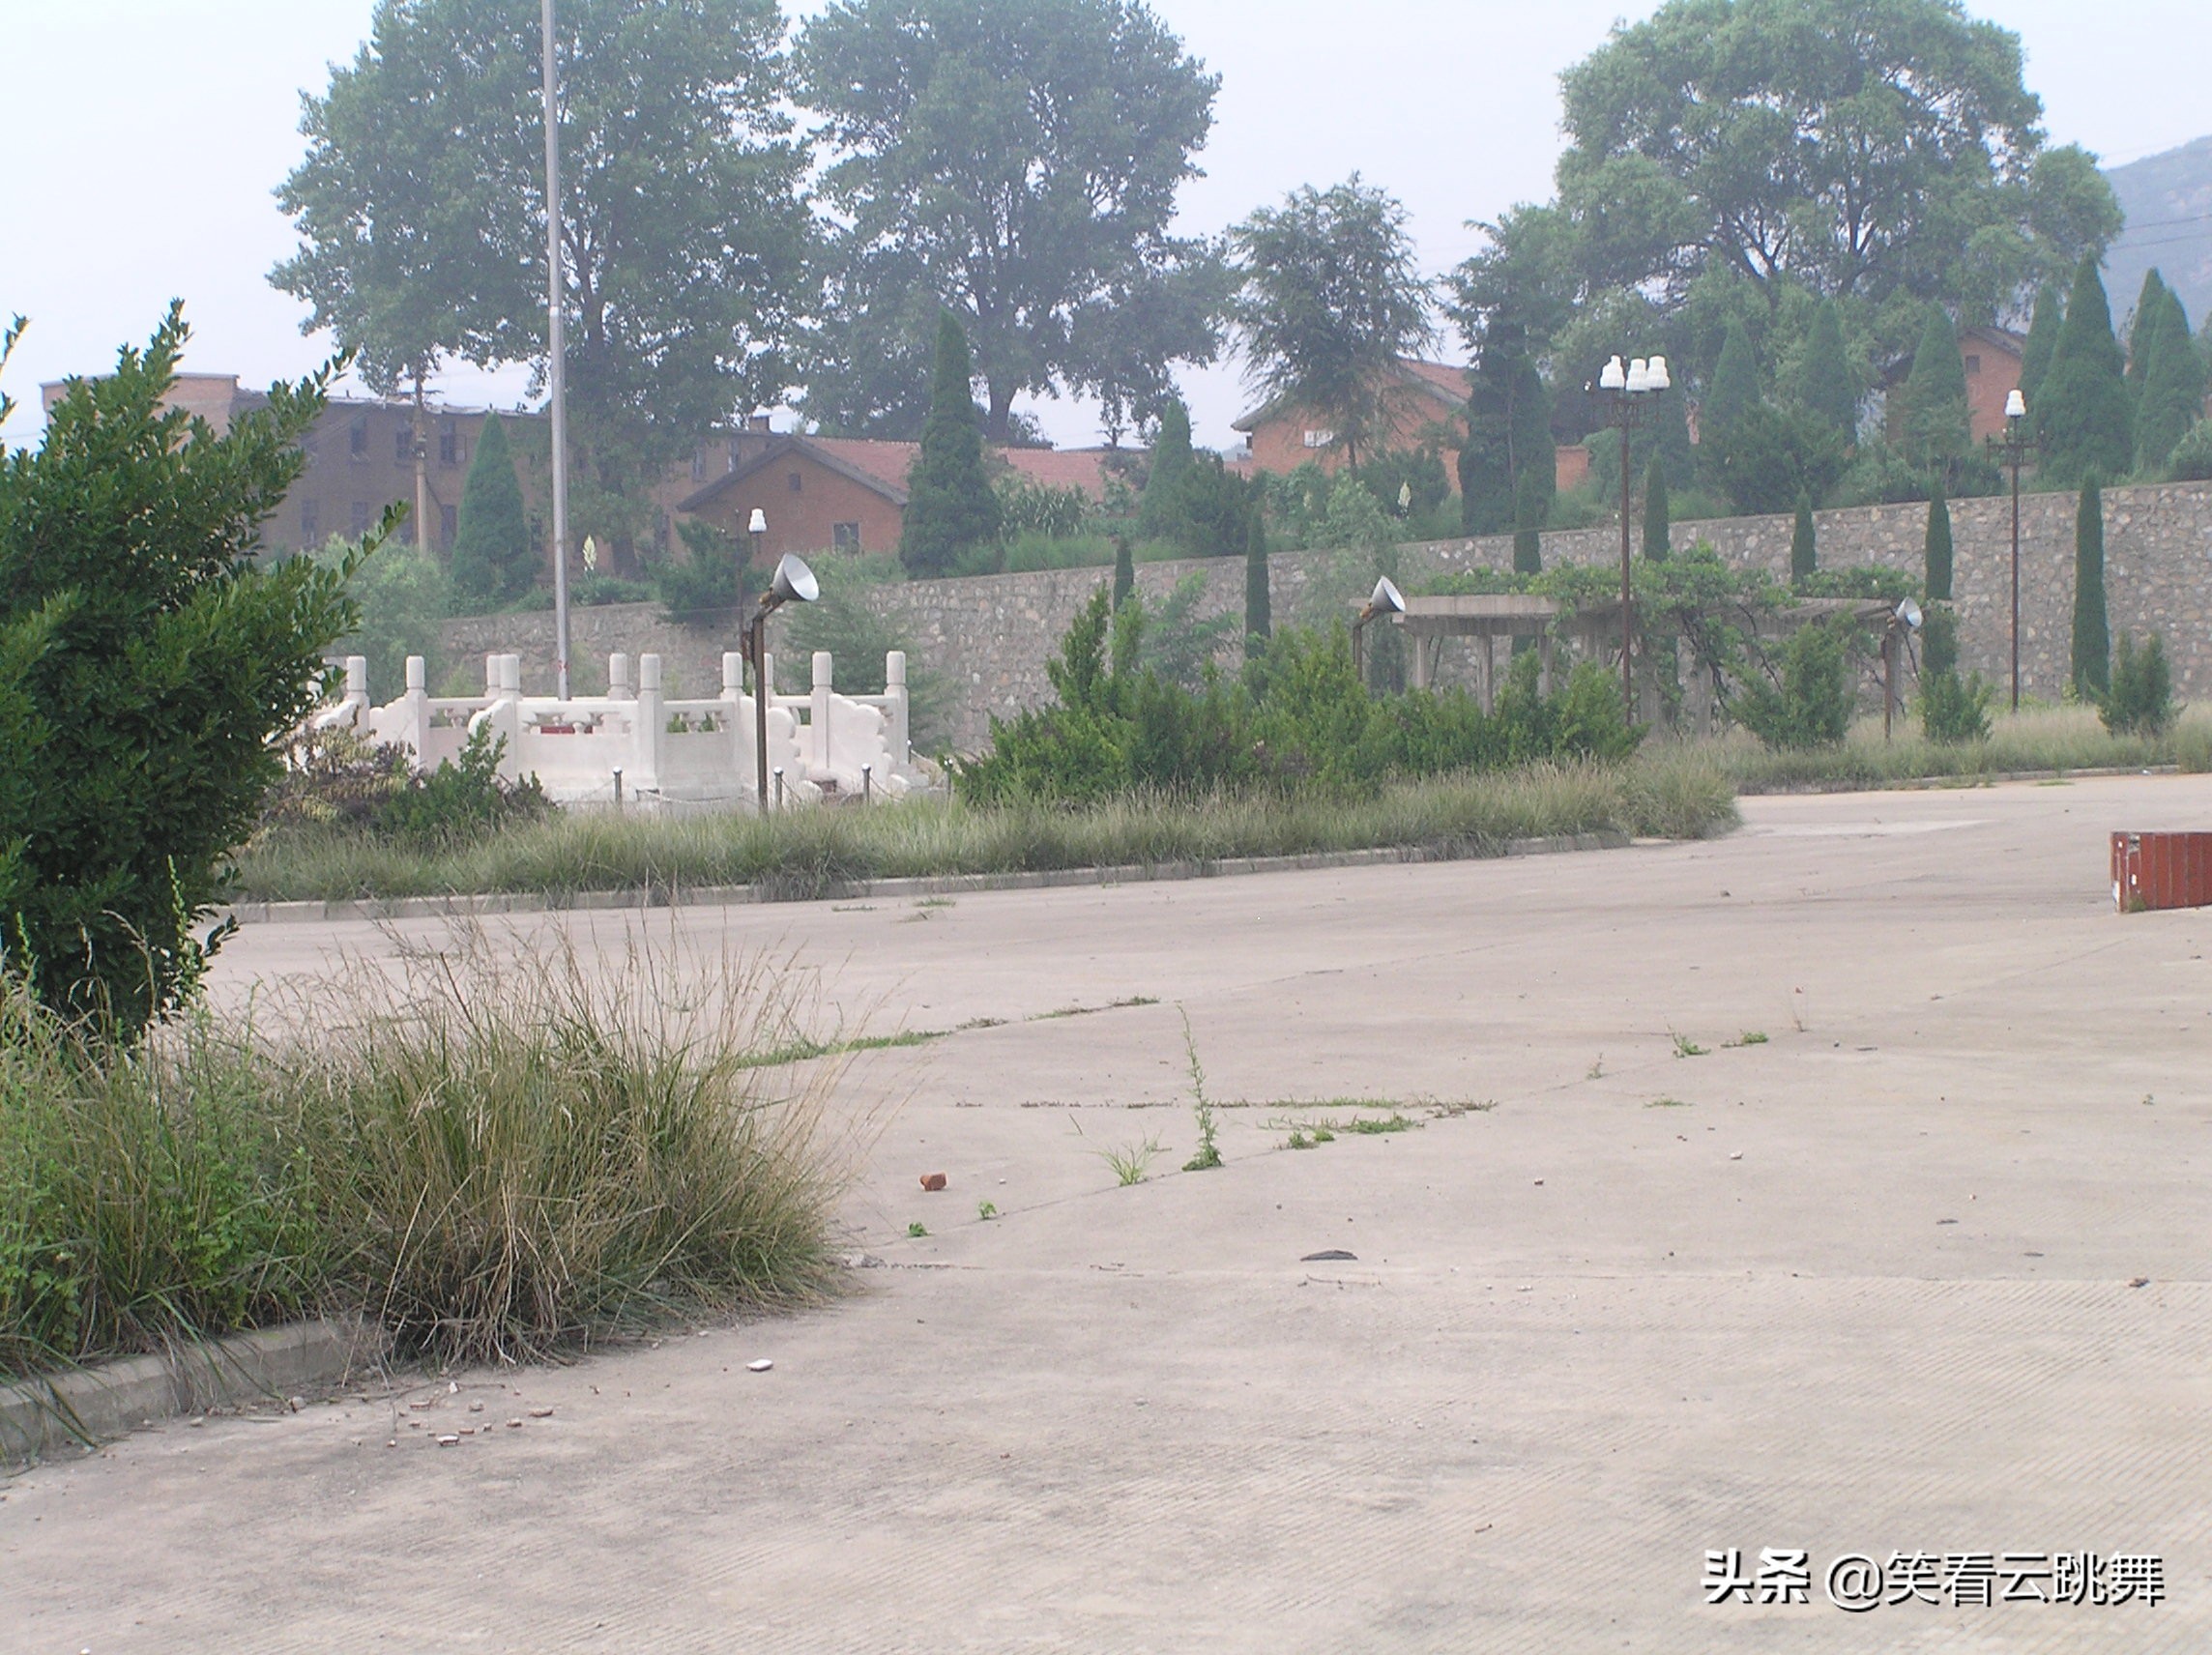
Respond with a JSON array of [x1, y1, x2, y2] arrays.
[[314, 647, 921, 808]]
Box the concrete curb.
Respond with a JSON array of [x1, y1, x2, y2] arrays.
[[0, 1316, 383, 1468], [223, 829, 1637, 926]]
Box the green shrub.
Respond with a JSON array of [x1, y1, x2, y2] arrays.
[[655, 518, 753, 627], [2168, 420, 2212, 482], [0, 308, 356, 1035], [997, 476, 1092, 539], [1920, 668, 1994, 743], [953, 587, 1641, 806], [1733, 618, 1862, 749], [310, 534, 451, 700], [373, 727, 552, 845], [2102, 632, 2173, 736]]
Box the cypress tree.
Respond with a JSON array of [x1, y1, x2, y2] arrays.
[[1923, 480, 1953, 601], [901, 313, 1002, 578], [1800, 300, 1856, 445], [1703, 321, 1761, 447], [1900, 307, 1971, 476], [1790, 495, 1818, 584], [1648, 380, 1697, 488], [2018, 281, 2062, 410], [2073, 478, 2110, 698], [1112, 534, 1135, 608], [1642, 454, 1671, 561], [1139, 399, 1194, 538], [2137, 286, 2205, 472], [1242, 506, 1270, 659], [1512, 463, 1545, 574], [2038, 258, 2135, 486], [2126, 270, 2170, 400], [1922, 603, 1959, 678], [1459, 340, 1551, 536], [450, 412, 532, 607]]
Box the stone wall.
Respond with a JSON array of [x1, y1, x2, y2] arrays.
[[441, 480, 2212, 753]]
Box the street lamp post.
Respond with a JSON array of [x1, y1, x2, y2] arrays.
[[541, 0, 571, 699], [1351, 575, 1406, 686], [1594, 354, 1671, 722], [1987, 388, 2038, 711], [745, 527, 818, 817]]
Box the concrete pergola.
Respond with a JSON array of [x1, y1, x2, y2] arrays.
[[1388, 591, 1913, 730]]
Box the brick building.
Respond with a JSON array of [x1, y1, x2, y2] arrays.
[[1233, 358, 1470, 479], [1959, 326, 2028, 446], [39, 370, 1122, 577], [677, 432, 1121, 565]]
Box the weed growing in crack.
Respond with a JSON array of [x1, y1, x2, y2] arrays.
[[1097, 1137, 1164, 1185], [1179, 1008, 1221, 1172]]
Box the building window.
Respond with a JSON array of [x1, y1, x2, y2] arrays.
[[691, 449, 706, 481], [1301, 428, 1335, 450], [395, 426, 413, 464], [832, 521, 861, 552], [301, 499, 320, 545], [349, 500, 371, 537], [349, 414, 368, 458], [787, 470, 803, 493], [300, 431, 318, 470], [1965, 354, 1982, 375], [440, 504, 458, 549], [440, 421, 459, 466]]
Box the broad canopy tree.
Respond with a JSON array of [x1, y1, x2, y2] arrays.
[[275, 0, 815, 559], [1449, 0, 2121, 484], [1553, 0, 2114, 319], [1231, 176, 1435, 475], [795, 0, 1226, 443]]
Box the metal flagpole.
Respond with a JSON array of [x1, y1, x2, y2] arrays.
[[542, 0, 571, 699]]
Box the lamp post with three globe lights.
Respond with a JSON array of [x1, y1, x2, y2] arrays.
[[1594, 353, 1672, 722]]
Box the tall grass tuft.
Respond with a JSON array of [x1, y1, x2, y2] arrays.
[[232, 751, 1740, 905], [1711, 703, 2212, 794], [0, 934, 847, 1379]]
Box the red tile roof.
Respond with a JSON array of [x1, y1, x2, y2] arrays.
[[801, 436, 1120, 502]]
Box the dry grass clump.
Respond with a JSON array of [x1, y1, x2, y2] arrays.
[[0, 931, 850, 1379], [1716, 703, 2212, 793]]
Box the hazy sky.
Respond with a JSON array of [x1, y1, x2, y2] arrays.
[[4, 0, 2207, 452]]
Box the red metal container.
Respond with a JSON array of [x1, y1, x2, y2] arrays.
[[2111, 831, 2212, 912]]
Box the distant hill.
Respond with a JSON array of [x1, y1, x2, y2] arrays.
[[2104, 136, 2212, 333]]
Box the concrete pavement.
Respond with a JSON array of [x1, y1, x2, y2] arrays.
[[4, 775, 2210, 1652]]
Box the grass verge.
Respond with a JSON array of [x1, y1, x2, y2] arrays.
[[0, 932, 848, 1381], [230, 750, 1739, 904], [1709, 704, 2212, 794]]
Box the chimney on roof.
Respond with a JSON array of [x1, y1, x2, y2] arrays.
[[747, 413, 772, 434]]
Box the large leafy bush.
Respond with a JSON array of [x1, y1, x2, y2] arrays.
[[954, 586, 1639, 806], [0, 309, 355, 1034]]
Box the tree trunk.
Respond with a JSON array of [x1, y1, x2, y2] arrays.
[[985, 379, 1016, 444], [411, 376, 431, 556]]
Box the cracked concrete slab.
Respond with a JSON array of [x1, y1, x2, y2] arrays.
[[4, 775, 2208, 1652]]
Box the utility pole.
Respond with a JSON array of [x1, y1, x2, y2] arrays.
[[542, 0, 571, 698], [411, 373, 430, 561]]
